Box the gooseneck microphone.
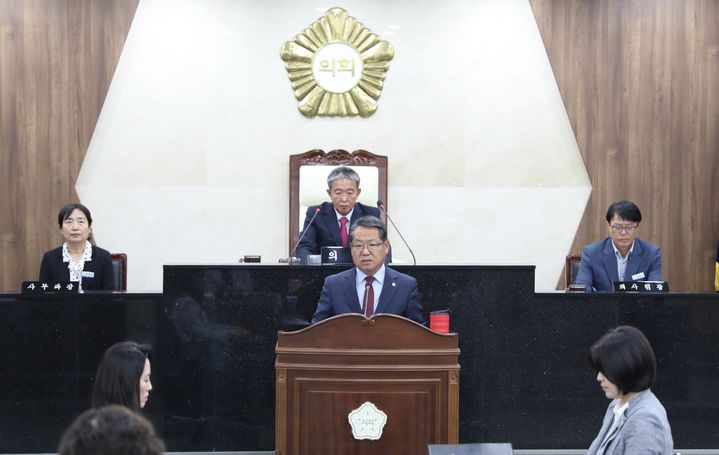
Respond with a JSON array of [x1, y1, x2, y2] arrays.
[[377, 200, 416, 266], [291, 207, 322, 259]]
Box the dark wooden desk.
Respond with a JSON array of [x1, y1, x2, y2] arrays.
[[275, 314, 459, 455], [0, 264, 717, 452]]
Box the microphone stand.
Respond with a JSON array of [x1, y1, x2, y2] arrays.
[[281, 207, 322, 264], [377, 201, 417, 266]]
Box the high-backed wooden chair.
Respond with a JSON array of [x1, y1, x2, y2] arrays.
[[288, 149, 388, 255], [110, 253, 127, 291], [565, 254, 581, 288]]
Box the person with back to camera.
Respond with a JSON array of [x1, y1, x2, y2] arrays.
[[39, 203, 115, 291], [92, 341, 153, 412], [311, 215, 423, 324], [575, 200, 662, 292], [296, 166, 383, 263], [57, 404, 165, 455], [586, 325, 673, 454]]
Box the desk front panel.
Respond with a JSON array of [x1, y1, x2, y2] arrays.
[[0, 265, 717, 452]]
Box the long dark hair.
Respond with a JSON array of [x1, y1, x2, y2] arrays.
[[92, 341, 150, 412]]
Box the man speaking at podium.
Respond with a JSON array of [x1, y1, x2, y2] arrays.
[[311, 216, 424, 324], [296, 167, 381, 263]]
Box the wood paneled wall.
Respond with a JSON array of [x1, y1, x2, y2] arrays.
[[0, 0, 138, 291], [1, 1, 717, 291], [531, 0, 719, 291]]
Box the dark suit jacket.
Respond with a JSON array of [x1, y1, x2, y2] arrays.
[[575, 237, 662, 292], [586, 390, 673, 455], [39, 245, 115, 291], [296, 201, 381, 263], [311, 266, 424, 325]]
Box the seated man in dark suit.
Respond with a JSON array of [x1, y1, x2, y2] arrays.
[[296, 166, 381, 263], [575, 200, 662, 292], [311, 216, 424, 324]]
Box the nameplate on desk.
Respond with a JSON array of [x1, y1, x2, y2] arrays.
[[613, 281, 669, 293], [21, 281, 80, 293], [321, 246, 353, 265]]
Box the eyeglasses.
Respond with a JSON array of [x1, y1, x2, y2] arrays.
[[610, 224, 638, 233], [350, 242, 385, 252]]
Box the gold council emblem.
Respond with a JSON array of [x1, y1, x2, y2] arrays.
[[280, 8, 394, 118]]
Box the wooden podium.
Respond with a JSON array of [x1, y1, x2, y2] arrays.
[[275, 314, 460, 455]]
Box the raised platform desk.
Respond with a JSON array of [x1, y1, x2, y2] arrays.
[[0, 264, 717, 452]]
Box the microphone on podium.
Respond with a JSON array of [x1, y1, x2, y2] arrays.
[[289, 206, 322, 262], [377, 200, 416, 266]]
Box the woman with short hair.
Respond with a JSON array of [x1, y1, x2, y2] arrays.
[[586, 325, 673, 454], [39, 203, 115, 291]]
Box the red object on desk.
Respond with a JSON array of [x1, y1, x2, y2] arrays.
[[430, 312, 450, 334]]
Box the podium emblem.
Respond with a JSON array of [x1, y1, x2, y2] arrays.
[[348, 401, 388, 440], [280, 8, 394, 118]]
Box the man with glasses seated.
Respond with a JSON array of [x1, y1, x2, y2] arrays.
[[311, 216, 424, 324], [575, 200, 662, 292]]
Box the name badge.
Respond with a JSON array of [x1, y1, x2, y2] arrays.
[[81, 271, 95, 278], [631, 272, 646, 280]]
